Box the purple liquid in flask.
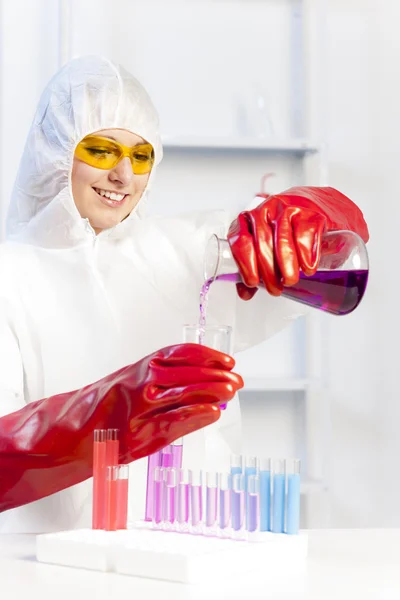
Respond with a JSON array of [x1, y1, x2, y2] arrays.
[[201, 270, 368, 317]]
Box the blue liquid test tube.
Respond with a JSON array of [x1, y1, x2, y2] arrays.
[[231, 473, 245, 536], [272, 459, 285, 533], [218, 472, 231, 534], [286, 459, 301, 535], [259, 457, 271, 532], [246, 475, 260, 533], [230, 454, 243, 477]]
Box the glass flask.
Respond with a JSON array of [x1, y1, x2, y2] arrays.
[[204, 230, 369, 316]]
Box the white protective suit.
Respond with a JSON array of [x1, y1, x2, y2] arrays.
[[0, 56, 305, 533]]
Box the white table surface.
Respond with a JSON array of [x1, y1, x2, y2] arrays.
[[1, 529, 400, 599]]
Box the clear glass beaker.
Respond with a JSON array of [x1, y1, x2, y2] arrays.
[[204, 230, 369, 316], [183, 324, 233, 410]]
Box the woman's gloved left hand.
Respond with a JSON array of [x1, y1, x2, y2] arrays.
[[227, 186, 369, 300]]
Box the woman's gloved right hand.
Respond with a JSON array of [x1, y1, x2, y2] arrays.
[[0, 343, 243, 513]]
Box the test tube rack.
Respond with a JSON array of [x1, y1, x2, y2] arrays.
[[35, 440, 307, 584], [36, 523, 307, 584]]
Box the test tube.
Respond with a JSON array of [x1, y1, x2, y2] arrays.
[[115, 465, 129, 530], [145, 450, 162, 521], [272, 459, 285, 533], [286, 459, 301, 535], [171, 438, 183, 470], [231, 473, 245, 536], [106, 428, 119, 467], [161, 445, 173, 468], [92, 429, 107, 529], [152, 466, 164, 528], [177, 469, 190, 530], [244, 456, 258, 493], [218, 472, 231, 535], [205, 472, 218, 532], [163, 468, 177, 528], [190, 470, 203, 533], [106, 465, 119, 531], [246, 475, 260, 533], [259, 457, 271, 532], [230, 454, 243, 476]]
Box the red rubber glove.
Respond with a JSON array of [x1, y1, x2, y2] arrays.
[[0, 343, 243, 512], [227, 186, 369, 299]]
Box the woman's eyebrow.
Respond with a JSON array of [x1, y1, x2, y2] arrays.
[[101, 135, 145, 146]]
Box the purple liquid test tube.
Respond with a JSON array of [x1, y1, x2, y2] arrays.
[[231, 473, 245, 536], [205, 472, 218, 531], [246, 475, 260, 533], [152, 466, 164, 527], [190, 470, 203, 533], [219, 472, 231, 533], [145, 450, 162, 521], [171, 438, 183, 469], [177, 469, 190, 529], [161, 445, 173, 468], [163, 468, 177, 527]]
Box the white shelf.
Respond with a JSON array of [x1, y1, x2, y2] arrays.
[[242, 377, 310, 392], [161, 135, 319, 156]]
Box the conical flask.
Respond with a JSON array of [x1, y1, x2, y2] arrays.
[[204, 230, 369, 316]]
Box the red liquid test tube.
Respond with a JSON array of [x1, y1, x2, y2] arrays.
[[116, 465, 129, 530], [106, 428, 119, 467], [106, 465, 119, 531], [92, 429, 107, 529]]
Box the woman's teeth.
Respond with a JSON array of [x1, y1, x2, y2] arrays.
[[94, 188, 126, 202]]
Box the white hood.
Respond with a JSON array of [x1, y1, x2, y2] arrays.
[[6, 55, 163, 248]]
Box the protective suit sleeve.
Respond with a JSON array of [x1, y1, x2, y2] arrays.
[[0, 343, 243, 513]]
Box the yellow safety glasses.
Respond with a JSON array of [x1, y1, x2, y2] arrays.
[[75, 135, 155, 175]]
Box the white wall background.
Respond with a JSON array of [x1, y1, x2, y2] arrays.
[[0, 0, 399, 528]]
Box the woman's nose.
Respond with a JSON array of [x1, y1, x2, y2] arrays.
[[109, 157, 133, 185]]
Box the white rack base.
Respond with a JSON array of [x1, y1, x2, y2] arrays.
[[36, 522, 308, 584]]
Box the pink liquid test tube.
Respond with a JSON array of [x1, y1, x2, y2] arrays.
[[152, 466, 164, 527], [177, 469, 190, 529], [145, 450, 163, 521], [116, 465, 129, 530], [92, 429, 107, 529], [205, 472, 218, 531], [190, 470, 203, 533], [163, 468, 177, 527]]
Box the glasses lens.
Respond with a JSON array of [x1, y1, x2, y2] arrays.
[[131, 144, 154, 175], [75, 137, 121, 170]]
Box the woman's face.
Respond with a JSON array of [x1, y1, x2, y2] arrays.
[[71, 128, 151, 234]]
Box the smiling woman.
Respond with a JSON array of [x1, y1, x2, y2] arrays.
[[72, 129, 152, 234]]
